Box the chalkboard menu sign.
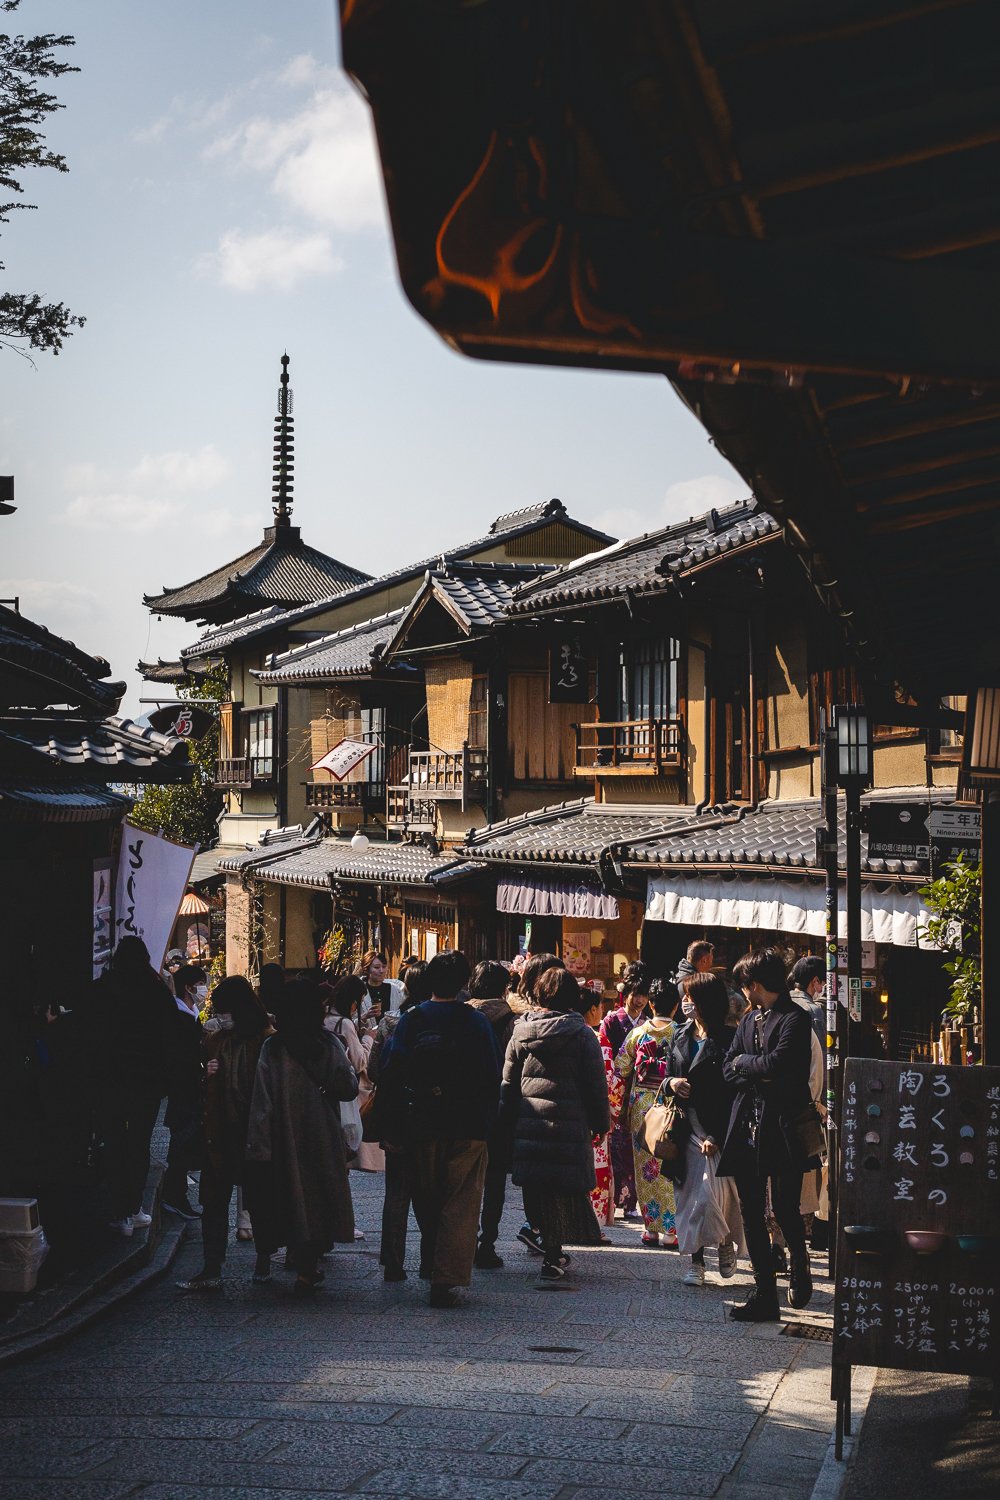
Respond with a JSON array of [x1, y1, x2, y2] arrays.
[[834, 1059, 1000, 1378]]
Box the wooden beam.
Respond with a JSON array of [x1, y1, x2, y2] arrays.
[[831, 401, 1000, 452], [845, 440, 1000, 487]]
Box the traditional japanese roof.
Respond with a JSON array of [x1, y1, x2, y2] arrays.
[[137, 659, 212, 686], [381, 560, 553, 663], [0, 780, 132, 824], [217, 829, 474, 889], [144, 523, 371, 626], [0, 712, 191, 782], [464, 788, 958, 879], [253, 609, 410, 686], [509, 502, 778, 615], [0, 603, 124, 715], [180, 500, 614, 662]]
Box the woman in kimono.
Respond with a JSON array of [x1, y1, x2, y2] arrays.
[[613, 978, 678, 1246], [580, 989, 614, 1235], [598, 961, 652, 1218], [246, 980, 358, 1296]]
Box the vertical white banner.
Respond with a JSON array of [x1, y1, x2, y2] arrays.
[[114, 822, 196, 972], [92, 858, 114, 978]]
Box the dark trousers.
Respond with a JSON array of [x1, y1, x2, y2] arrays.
[[106, 1088, 162, 1219], [380, 1148, 411, 1275], [478, 1151, 508, 1249], [200, 1162, 238, 1271], [734, 1165, 808, 1282], [409, 1139, 488, 1288], [163, 1103, 200, 1206]]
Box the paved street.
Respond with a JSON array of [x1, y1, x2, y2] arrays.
[[0, 1172, 836, 1500]]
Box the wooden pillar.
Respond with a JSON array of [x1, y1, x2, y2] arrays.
[[983, 793, 1000, 1065]]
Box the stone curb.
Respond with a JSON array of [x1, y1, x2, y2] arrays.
[[808, 1365, 878, 1500]]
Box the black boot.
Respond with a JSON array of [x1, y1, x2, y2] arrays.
[[788, 1252, 814, 1310], [730, 1276, 781, 1323], [770, 1241, 788, 1275]]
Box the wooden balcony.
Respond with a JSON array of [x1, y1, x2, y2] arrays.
[[305, 782, 367, 810], [573, 718, 684, 776], [386, 744, 488, 829], [215, 755, 275, 789]]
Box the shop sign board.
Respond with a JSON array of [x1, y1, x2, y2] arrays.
[[834, 1059, 1000, 1379], [928, 806, 981, 873], [867, 802, 930, 865], [311, 738, 378, 781], [548, 633, 589, 704]]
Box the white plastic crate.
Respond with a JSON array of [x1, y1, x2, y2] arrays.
[[0, 1225, 49, 1294], [0, 1199, 39, 1233]]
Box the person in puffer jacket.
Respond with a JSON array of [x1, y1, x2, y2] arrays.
[[502, 967, 610, 1289]]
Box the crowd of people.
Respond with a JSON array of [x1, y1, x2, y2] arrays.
[[94, 936, 834, 1319]]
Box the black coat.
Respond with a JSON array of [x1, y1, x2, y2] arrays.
[[666, 1021, 737, 1147], [502, 1010, 610, 1192], [717, 994, 814, 1178]]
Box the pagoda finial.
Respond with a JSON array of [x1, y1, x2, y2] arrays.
[[272, 352, 294, 525]]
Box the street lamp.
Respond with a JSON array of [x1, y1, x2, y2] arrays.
[[833, 704, 871, 784], [351, 831, 370, 854]]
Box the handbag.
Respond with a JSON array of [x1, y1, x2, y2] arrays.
[[642, 1081, 687, 1164], [339, 1096, 363, 1156]]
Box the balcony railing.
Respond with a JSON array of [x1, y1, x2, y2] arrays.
[[305, 782, 367, 810], [386, 744, 488, 829], [573, 718, 684, 776], [215, 755, 275, 788]]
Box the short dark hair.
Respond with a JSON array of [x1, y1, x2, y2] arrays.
[[649, 977, 678, 1018], [327, 974, 366, 1020], [211, 975, 268, 1035], [790, 956, 825, 992], [684, 973, 730, 1031], [425, 950, 471, 1000], [174, 964, 206, 998], [621, 960, 651, 999], [518, 952, 563, 1001], [400, 959, 431, 1007], [687, 940, 715, 966], [535, 966, 583, 1014], [738, 947, 788, 996], [469, 960, 510, 1001], [732, 951, 754, 990]]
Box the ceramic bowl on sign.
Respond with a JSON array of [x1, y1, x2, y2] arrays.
[[904, 1230, 948, 1255], [843, 1225, 891, 1256]]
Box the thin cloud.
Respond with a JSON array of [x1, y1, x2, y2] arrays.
[[64, 493, 174, 533], [200, 227, 344, 292], [593, 473, 749, 541], [60, 444, 234, 531], [0, 578, 103, 632]]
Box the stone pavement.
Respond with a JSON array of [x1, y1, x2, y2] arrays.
[[0, 1170, 838, 1500]]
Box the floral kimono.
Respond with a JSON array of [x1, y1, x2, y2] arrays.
[[614, 1018, 677, 1243], [590, 1025, 620, 1226], [599, 1005, 646, 1215]]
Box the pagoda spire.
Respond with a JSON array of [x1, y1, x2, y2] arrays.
[[272, 352, 294, 526]]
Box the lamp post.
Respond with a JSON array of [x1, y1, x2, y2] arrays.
[[966, 686, 1000, 1064], [833, 705, 872, 1041]]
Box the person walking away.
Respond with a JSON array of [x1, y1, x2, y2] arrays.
[[162, 963, 207, 1220], [377, 951, 500, 1308], [772, 955, 828, 1260], [598, 960, 653, 1220], [368, 960, 430, 1282], [510, 953, 565, 1255], [613, 978, 678, 1247], [579, 989, 614, 1237], [466, 959, 523, 1269], [356, 951, 405, 1022], [245, 980, 358, 1296], [673, 940, 715, 1012], [177, 977, 273, 1292], [323, 976, 384, 1175], [100, 937, 176, 1237], [666, 973, 742, 1286], [503, 968, 610, 1288], [717, 948, 816, 1322]]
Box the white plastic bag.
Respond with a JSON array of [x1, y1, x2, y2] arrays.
[[340, 1096, 363, 1156]]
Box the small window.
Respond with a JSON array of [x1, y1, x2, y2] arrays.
[[244, 708, 274, 778], [618, 637, 680, 721]]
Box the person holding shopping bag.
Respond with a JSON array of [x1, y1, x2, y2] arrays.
[[666, 972, 743, 1287]]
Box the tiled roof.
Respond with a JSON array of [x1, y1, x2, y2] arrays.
[[382, 561, 553, 663], [1, 604, 124, 715], [137, 658, 211, 685], [465, 788, 958, 877], [181, 504, 615, 661], [145, 525, 371, 624], [0, 780, 132, 824], [218, 832, 474, 890], [253, 610, 410, 686], [0, 713, 190, 780], [509, 501, 778, 614], [489, 498, 569, 534]]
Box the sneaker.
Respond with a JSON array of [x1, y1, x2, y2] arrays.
[[718, 1242, 738, 1279], [429, 1285, 461, 1308], [162, 1199, 200, 1221], [729, 1285, 781, 1323], [536, 1262, 568, 1289], [252, 1254, 272, 1284], [176, 1272, 223, 1293], [108, 1216, 134, 1237], [787, 1253, 814, 1310], [131, 1210, 153, 1229], [353, 1228, 366, 1241], [474, 1243, 504, 1270], [517, 1223, 545, 1256], [770, 1242, 788, 1275], [682, 1260, 705, 1287]]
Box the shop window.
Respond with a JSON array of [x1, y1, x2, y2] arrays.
[[243, 708, 275, 779], [469, 673, 488, 748], [618, 636, 680, 722]]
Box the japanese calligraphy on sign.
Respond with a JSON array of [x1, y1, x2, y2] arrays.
[[835, 1059, 1000, 1378], [548, 634, 590, 704]]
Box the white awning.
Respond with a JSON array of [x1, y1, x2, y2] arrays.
[[644, 872, 936, 949], [497, 874, 620, 920]]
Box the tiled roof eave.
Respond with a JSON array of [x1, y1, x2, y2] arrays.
[[622, 856, 927, 885]]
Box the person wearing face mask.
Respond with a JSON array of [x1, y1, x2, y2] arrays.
[[162, 963, 208, 1221], [177, 976, 274, 1292]]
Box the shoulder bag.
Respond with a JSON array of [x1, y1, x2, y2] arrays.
[[642, 1079, 688, 1165]]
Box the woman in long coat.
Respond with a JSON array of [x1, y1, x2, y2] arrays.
[[614, 978, 678, 1247], [503, 967, 610, 1287], [246, 980, 358, 1296]]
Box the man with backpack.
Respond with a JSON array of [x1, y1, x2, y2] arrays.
[[378, 950, 501, 1307]]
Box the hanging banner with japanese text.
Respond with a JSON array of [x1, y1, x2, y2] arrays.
[[311, 738, 379, 781], [114, 822, 196, 972], [548, 634, 589, 704]]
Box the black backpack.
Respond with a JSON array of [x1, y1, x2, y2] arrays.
[[397, 1012, 466, 1139]]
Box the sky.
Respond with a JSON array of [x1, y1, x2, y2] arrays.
[[1, 0, 745, 716]]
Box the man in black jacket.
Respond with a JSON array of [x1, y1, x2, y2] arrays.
[[162, 964, 206, 1220], [717, 948, 815, 1322]]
